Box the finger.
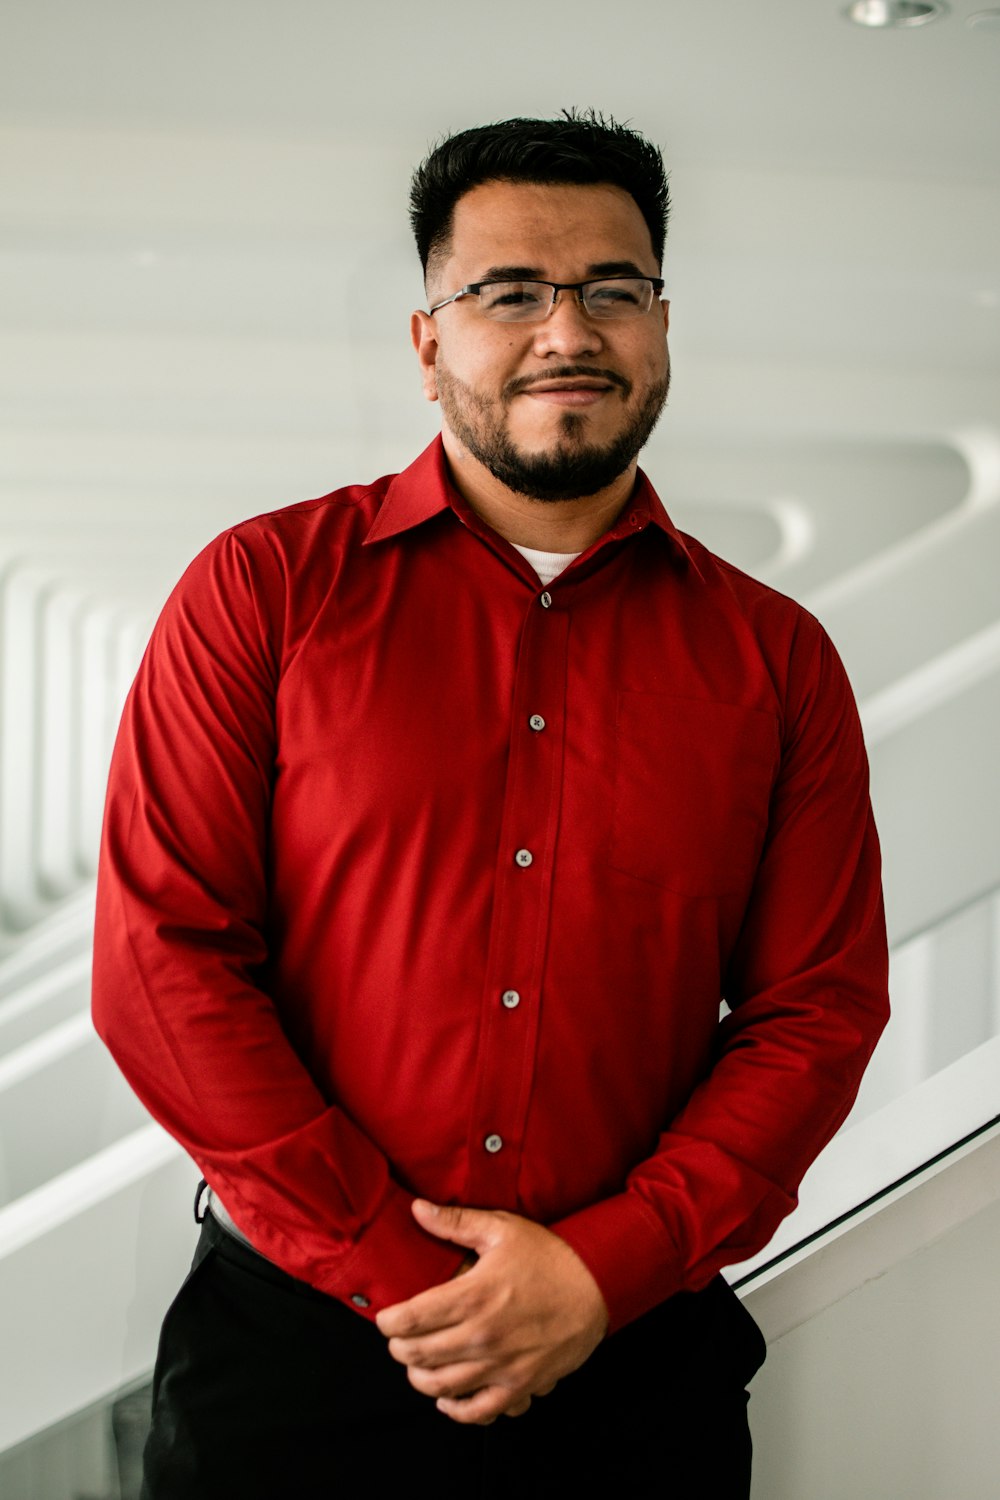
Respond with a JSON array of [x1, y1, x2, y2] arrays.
[[504, 1396, 532, 1418], [411, 1200, 506, 1255], [436, 1385, 519, 1426], [405, 1360, 492, 1401], [386, 1325, 491, 1370], [376, 1280, 472, 1340]]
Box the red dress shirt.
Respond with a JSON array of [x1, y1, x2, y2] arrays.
[[92, 436, 889, 1333]]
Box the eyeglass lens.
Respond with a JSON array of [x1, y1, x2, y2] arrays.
[[478, 279, 656, 322]]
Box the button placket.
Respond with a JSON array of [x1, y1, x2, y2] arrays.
[[466, 601, 569, 1206]]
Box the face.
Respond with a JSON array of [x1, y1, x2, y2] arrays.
[[412, 180, 670, 502]]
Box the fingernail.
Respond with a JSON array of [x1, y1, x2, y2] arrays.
[[414, 1198, 439, 1215]]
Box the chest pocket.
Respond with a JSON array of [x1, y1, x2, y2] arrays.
[[610, 692, 780, 898]]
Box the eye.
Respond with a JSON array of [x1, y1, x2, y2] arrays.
[[480, 282, 546, 309], [588, 280, 644, 307]]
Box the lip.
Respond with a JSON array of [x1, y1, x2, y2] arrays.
[[520, 381, 614, 407]]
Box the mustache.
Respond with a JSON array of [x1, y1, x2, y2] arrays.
[[504, 365, 632, 399]]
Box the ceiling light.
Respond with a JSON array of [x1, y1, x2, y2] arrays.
[[967, 8, 1000, 30], [844, 1, 948, 25]]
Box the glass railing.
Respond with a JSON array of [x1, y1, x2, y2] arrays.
[[728, 879, 1000, 1289], [0, 1377, 149, 1500]]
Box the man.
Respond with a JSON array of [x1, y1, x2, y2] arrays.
[[92, 111, 889, 1498]]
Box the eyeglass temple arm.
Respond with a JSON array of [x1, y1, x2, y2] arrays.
[[428, 289, 471, 315]]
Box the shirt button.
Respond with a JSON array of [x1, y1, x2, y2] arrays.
[[484, 1133, 504, 1154], [539, 591, 553, 609], [501, 989, 521, 1009], [528, 714, 546, 732], [514, 849, 533, 868], [350, 1293, 370, 1309]]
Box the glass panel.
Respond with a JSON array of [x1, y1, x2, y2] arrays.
[[848, 884, 1000, 1127], [0, 1380, 150, 1500]]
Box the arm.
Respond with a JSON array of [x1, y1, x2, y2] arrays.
[[551, 616, 890, 1330], [92, 529, 465, 1314], [380, 616, 888, 1414]]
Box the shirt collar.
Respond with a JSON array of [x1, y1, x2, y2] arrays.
[[363, 437, 454, 545], [364, 434, 702, 578], [606, 466, 703, 578]]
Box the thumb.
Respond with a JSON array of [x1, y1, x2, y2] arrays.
[[411, 1199, 501, 1253]]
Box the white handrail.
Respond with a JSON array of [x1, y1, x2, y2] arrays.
[[859, 618, 1000, 746], [727, 1034, 1000, 1289], [0, 1122, 180, 1261], [806, 425, 1000, 615]]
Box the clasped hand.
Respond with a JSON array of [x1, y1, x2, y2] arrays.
[[375, 1199, 609, 1426]]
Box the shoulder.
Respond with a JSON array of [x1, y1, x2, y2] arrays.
[[684, 531, 821, 633], [677, 530, 834, 677], [149, 472, 398, 670], [673, 533, 859, 749], [222, 472, 396, 567], [174, 471, 396, 598]]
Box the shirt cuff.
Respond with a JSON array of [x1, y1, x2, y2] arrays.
[[328, 1186, 470, 1321], [551, 1192, 685, 1333], [215, 1174, 468, 1323]]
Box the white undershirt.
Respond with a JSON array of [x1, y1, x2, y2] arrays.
[[510, 542, 583, 586]]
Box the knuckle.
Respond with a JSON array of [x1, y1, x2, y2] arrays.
[[407, 1366, 438, 1396], [441, 1389, 503, 1426], [445, 1402, 488, 1426], [415, 1366, 469, 1400], [468, 1403, 501, 1426]]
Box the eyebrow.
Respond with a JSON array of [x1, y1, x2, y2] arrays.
[[474, 259, 653, 283]]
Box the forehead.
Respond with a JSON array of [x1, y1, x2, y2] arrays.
[[444, 179, 657, 280]]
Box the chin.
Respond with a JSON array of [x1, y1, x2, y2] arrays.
[[516, 411, 605, 450]]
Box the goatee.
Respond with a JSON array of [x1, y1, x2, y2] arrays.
[[435, 362, 670, 503]]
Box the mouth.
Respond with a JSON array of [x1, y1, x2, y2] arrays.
[[509, 369, 628, 409], [523, 385, 612, 407]]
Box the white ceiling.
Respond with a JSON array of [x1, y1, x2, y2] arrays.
[[1, 0, 998, 609], [4, 0, 999, 181]]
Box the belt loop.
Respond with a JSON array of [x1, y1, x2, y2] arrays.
[[194, 1178, 209, 1224]]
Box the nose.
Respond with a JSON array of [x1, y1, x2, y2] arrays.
[[530, 288, 604, 359]]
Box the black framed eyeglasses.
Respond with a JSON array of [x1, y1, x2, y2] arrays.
[[428, 276, 665, 323]]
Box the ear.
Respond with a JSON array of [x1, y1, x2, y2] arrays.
[[661, 298, 670, 336], [411, 309, 440, 403]]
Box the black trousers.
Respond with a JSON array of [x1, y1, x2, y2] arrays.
[[141, 1209, 766, 1499]]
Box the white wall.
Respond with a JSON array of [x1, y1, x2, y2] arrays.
[[748, 1141, 1000, 1500]]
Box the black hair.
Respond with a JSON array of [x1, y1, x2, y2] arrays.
[[409, 108, 670, 282]]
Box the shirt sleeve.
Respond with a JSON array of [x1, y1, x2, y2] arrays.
[[91, 529, 465, 1318], [551, 615, 890, 1332]]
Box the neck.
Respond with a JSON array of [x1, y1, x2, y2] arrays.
[[440, 430, 636, 552]]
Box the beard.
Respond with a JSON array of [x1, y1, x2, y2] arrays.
[[434, 358, 670, 503]]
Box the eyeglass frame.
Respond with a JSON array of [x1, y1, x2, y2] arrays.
[[427, 276, 666, 321]]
